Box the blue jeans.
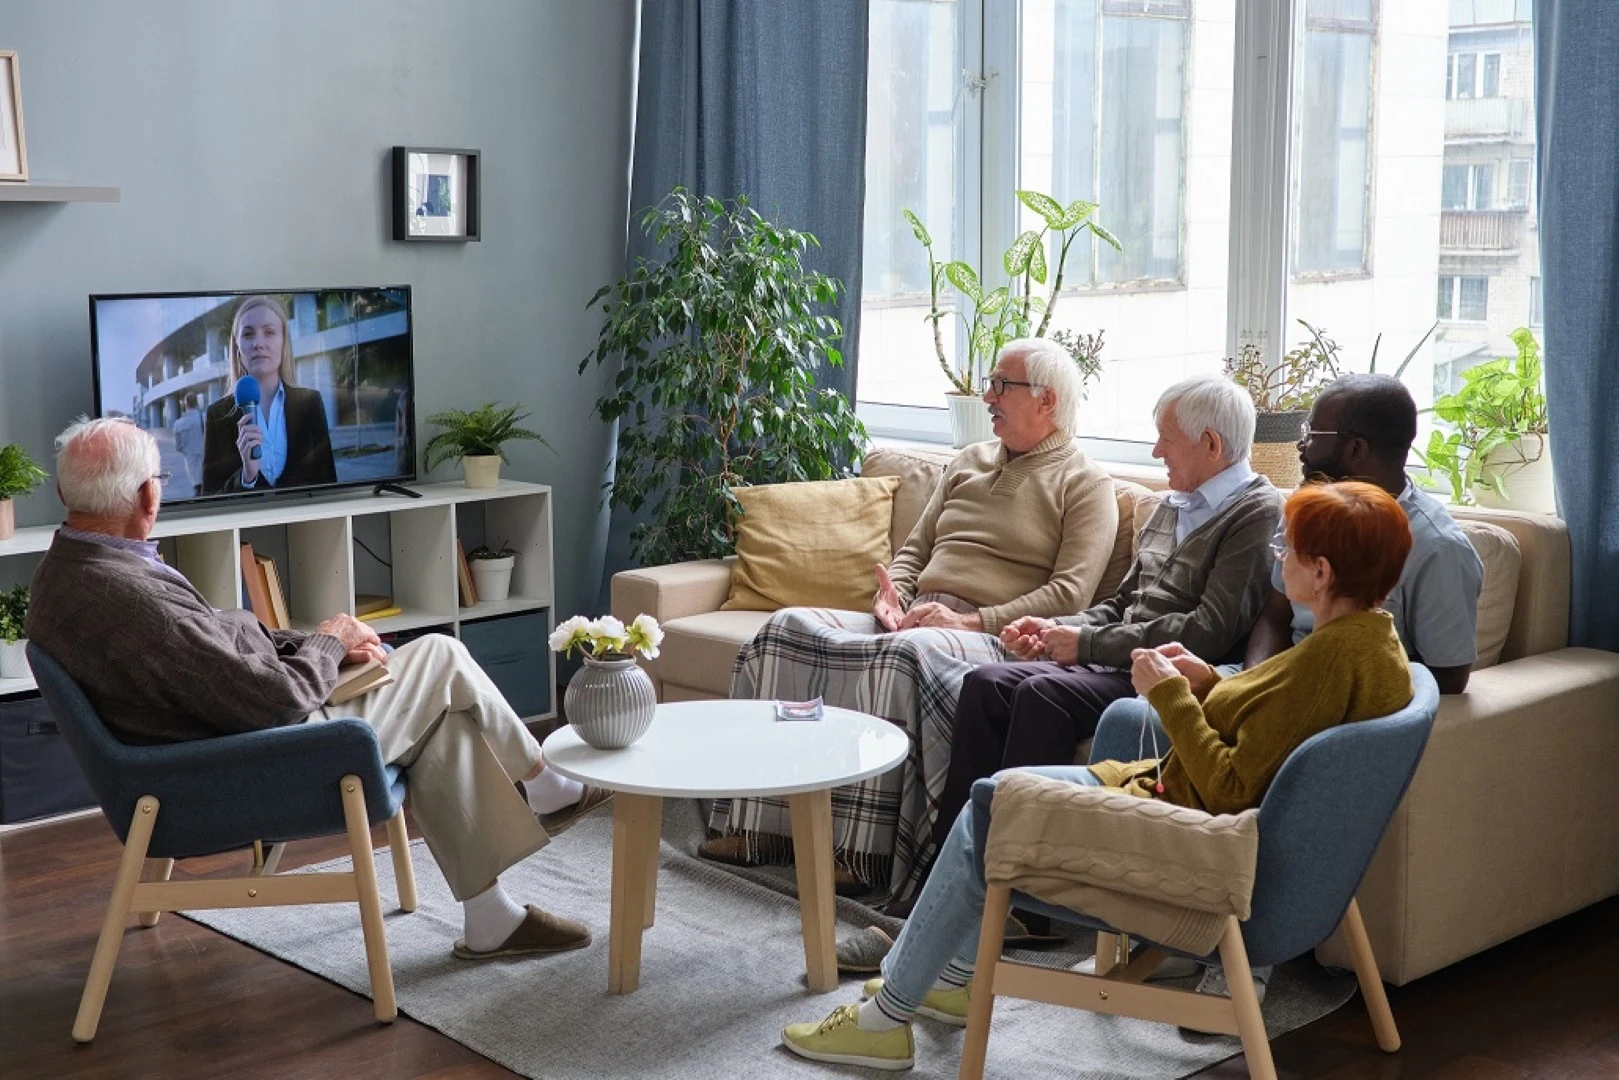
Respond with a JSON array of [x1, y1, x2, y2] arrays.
[[877, 765, 1102, 1013]]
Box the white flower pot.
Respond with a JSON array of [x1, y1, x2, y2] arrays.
[[0, 499, 13, 541], [0, 639, 30, 680], [470, 555, 516, 603], [946, 393, 996, 449], [1474, 435, 1557, 515], [462, 455, 502, 489], [565, 655, 657, 749]]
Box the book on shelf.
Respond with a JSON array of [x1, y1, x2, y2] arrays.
[[255, 554, 291, 630], [456, 540, 478, 607], [356, 605, 404, 623], [326, 657, 394, 706], [354, 593, 394, 617], [239, 542, 277, 629]]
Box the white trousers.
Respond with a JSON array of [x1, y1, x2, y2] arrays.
[[320, 634, 548, 900]]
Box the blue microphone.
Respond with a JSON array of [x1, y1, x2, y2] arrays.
[[233, 375, 263, 460]]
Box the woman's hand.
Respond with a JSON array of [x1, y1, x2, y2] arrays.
[[1130, 647, 1180, 697], [236, 411, 263, 484], [1038, 625, 1083, 665], [1155, 642, 1218, 700], [873, 564, 904, 632], [898, 602, 983, 632]]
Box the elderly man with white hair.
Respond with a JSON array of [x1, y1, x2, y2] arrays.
[[705, 337, 1121, 903], [26, 417, 609, 961]]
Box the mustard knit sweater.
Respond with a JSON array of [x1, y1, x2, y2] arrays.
[[1089, 609, 1413, 815]]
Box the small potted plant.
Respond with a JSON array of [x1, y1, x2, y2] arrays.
[[423, 402, 553, 489], [466, 543, 519, 603], [550, 614, 663, 749], [0, 444, 49, 541], [0, 584, 31, 680], [1224, 321, 1346, 488]]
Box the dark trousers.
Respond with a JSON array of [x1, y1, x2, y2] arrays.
[[931, 661, 1135, 851]]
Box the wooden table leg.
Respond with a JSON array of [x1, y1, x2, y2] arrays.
[[643, 815, 660, 930], [787, 788, 837, 993], [608, 793, 662, 994]]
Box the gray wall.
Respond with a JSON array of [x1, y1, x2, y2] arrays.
[[0, 0, 635, 624]]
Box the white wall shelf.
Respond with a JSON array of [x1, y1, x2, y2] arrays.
[[0, 181, 120, 203]]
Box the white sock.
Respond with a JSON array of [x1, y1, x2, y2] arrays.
[[461, 882, 527, 952], [856, 997, 904, 1031], [524, 767, 584, 815]]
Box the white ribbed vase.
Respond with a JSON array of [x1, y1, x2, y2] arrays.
[[565, 655, 656, 749]]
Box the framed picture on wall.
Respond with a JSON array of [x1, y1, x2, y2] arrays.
[[0, 51, 27, 182], [392, 146, 480, 242]]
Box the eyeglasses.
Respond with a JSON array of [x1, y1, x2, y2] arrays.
[[1298, 420, 1340, 442], [143, 471, 171, 494], [981, 375, 1039, 397], [1270, 538, 1291, 561]]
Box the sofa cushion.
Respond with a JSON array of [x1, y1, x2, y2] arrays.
[[1458, 519, 1521, 670], [656, 610, 774, 697], [722, 475, 902, 613], [1097, 480, 1152, 601], [863, 445, 956, 551]]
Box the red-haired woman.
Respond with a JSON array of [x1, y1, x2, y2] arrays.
[[780, 481, 1418, 1071]]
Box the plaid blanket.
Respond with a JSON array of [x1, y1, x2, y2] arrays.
[[709, 606, 1006, 903]]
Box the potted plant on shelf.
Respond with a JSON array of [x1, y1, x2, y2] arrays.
[[551, 613, 662, 749], [0, 584, 30, 680], [423, 403, 553, 489], [905, 190, 1119, 447], [1415, 327, 1552, 513], [466, 543, 518, 603], [582, 187, 868, 566], [0, 443, 49, 541]]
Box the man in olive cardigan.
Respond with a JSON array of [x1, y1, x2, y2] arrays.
[[26, 418, 605, 961]]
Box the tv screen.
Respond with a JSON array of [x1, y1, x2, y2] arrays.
[[89, 287, 416, 505]]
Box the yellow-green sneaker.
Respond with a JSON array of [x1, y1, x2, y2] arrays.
[[862, 976, 971, 1027], [781, 1003, 915, 1071]]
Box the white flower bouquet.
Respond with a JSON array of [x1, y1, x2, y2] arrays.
[[549, 613, 663, 661]]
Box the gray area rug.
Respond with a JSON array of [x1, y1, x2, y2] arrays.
[[184, 800, 1356, 1079]]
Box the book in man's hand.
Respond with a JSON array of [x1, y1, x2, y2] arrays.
[[327, 657, 395, 706]]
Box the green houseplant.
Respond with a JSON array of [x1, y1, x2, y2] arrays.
[[0, 583, 30, 679], [1415, 327, 1551, 510], [424, 403, 553, 489], [1224, 321, 1346, 488], [0, 443, 49, 541], [466, 543, 519, 603], [582, 188, 868, 566], [906, 190, 1119, 446]]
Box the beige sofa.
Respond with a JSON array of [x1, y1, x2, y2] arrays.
[[612, 445, 1619, 985]]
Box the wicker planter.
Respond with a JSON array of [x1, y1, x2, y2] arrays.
[[1252, 410, 1306, 490]]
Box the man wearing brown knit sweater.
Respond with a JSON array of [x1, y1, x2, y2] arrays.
[[27, 418, 605, 961]]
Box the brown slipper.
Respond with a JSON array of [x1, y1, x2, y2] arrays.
[[698, 833, 760, 867], [537, 785, 614, 837], [452, 904, 592, 960]]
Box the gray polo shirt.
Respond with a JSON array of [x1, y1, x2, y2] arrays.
[[1277, 480, 1484, 668]]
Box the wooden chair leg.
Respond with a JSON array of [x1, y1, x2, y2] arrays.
[[136, 858, 174, 927], [340, 776, 396, 1024], [73, 795, 159, 1043], [959, 884, 1013, 1080], [1216, 916, 1276, 1080], [1342, 898, 1401, 1052], [385, 810, 417, 913], [1095, 931, 1122, 975]]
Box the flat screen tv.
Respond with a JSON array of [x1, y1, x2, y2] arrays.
[[89, 287, 416, 506]]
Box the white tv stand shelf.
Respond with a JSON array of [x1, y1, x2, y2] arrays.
[[0, 480, 556, 718]]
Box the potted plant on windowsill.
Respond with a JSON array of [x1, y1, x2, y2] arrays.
[[466, 544, 519, 603], [0, 584, 31, 680], [0, 443, 49, 541], [906, 190, 1119, 447], [1416, 327, 1552, 513], [1225, 321, 1350, 489], [423, 403, 553, 489]]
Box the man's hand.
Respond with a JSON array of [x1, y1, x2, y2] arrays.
[[1000, 616, 1054, 660], [873, 564, 904, 632], [1130, 647, 1180, 697], [1155, 642, 1217, 700], [315, 613, 385, 666], [897, 602, 983, 632], [1038, 625, 1083, 665]]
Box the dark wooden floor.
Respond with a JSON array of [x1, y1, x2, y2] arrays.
[[3, 810, 1617, 1080]]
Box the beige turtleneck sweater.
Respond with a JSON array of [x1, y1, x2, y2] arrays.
[[886, 432, 1117, 635]]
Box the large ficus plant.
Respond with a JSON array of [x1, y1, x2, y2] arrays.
[[582, 188, 868, 566]]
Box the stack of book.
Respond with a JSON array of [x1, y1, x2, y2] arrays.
[[240, 543, 290, 630]]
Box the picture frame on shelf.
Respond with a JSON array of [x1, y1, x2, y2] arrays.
[[0, 51, 27, 182], [392, 146, 479, 242]]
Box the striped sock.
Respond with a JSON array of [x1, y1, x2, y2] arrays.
[[937, 958, 975, 989], [866, 983, 917, 1029]]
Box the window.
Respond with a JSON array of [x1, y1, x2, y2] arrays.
[[1292, 0, 1375, 277], [1447, 51, 1502, 99], [1438, 275, 1489, 321], [1507, 158, 1532, 208], [1450, 0, 1532, 26], [1442, 163, 1495, 210], [1529, 275, 1543, 326], [1481, 52, 1501, 97], [1451, 52, 1477, 99]]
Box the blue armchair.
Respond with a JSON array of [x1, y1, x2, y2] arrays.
[[960, 664, 1441, 1080], [27, 645, 418, 1043]]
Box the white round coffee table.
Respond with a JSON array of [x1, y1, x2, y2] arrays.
[[541, 700, 909, 994]]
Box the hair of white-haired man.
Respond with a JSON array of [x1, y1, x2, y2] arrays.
[[1153, 372, 1256, 465], [55, 417, 163, 519], [1001, 337, 1083, 440]]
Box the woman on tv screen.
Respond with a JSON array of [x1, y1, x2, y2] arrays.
[[202, 296, 337, 494]]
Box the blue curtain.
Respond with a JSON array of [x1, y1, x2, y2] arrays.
[[596, 0, 870, 602], [1535, 1, 1619, 650]]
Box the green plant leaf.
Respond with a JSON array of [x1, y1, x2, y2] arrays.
[[944, 261, 984, 303], [979, 286, 1010, 315], [1028, 240, 1048, 285], [1056, 199, 1098, 229], [902, 208, 932, 247], [1004, 230, 1042, 277], [1016, 190, 1065, 228], [1089, 220, 1123, 252]]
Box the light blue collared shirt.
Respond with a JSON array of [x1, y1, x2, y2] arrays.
[[256, 382, 289, 486], [1165, 459, 1258, 545]]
